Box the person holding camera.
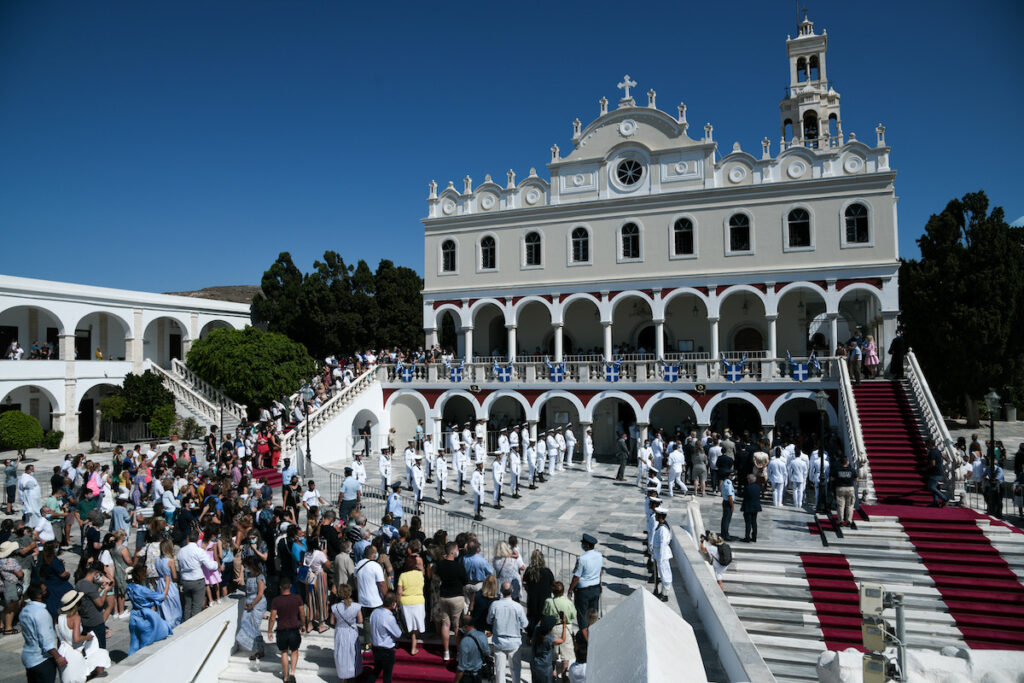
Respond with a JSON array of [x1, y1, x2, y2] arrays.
[[700, 533, 731, 590], [455, 613, 491, 683], [530, 613, 569, 683]]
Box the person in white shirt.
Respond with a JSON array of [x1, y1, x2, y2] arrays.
[[509, 446, 521, 498], [546, 431, 559, 477], [32, 508, 55, 543], [354, 546, 386, 609], [526, 438, 538, 487], [403, 441, 417, 492], [423, 434, 435, 483], [583, 428, 594, 472], [461, 424, 473, 453], [508, 426, 520, 456], [177, 530, 220, 620], [471, 462, 486, 521], [651, 508, 673, 602], [491, 453, 505, 509], [301, 481, 325, 514], [447, 423, 460, 457], [456, 444, 470, 494], [497, 429, 510, 459], [809, 448, 830, 505], [564, 425, 577, 468], [637, 440, 653, 489], [378, 451, 392, 491], [536, 433, 548, 482], [411, 455, 426, 512], [473, 437, 486, 466], [555, 429, 567, 471], [651, 434, 665, 472], [259, 407, 271, 425], [767, 453, 788, 507], [787, 451, 810, 508], [667, 447, 687, 498], [349, 453, 367, 486], [435, 451, 449, 504], [475, 419, 486, 444]]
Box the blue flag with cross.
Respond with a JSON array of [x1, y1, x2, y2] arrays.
[[604, 357, 623, 382], [720, 354, 746, 382], [661, 360, 681, 382], [545, 359, 566, 383], [787, 352, 808, 381], [444, 358, 465, 382], [493, 360, 512, 383], [396, 359, 416, 382]]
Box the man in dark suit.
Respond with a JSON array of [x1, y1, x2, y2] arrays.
[[741, 474, 763, 542], [887, 329, 907, 379], [615, 433, 629, 481]]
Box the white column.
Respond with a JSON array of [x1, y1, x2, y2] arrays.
[[507, 325, 517, 361], [654, 319, 665, 359], [708, 317, 720, 359], [553, 323, 564, 362], [766, 315, 777, 358], [602, 322, 612, 362], [132, 308, 144, 372], [463, 327, 474, 365], [881, 311, 899, 373], [828, 313, 839, 352], [425, 328, 438, 349], [62, 377, 78, 448], [639, 423, 649, 443], [529, 420, 538, 443]]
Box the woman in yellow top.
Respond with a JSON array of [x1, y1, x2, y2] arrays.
[[396, 555, 426, 655]]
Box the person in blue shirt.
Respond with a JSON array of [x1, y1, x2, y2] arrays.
[[21, 582, 66, 681], [281, 459, 297, 488], [720, 469, 736, 541], [455, 613, 490, 682], [568, 533, 603, 632], [386, 483, 404, 524], [337, 468, 362, 522]]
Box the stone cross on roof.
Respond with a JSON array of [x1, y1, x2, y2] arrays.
[[617, 75, 637, 102]]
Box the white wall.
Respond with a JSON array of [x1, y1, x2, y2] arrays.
[[308, 382, 386, 466]]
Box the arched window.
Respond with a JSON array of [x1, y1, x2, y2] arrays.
[[621, 222, 640, 260], [803, 111, 819, 148], [571, 227, 589, 263], [845, 203, 869, 244], [809, 55, 820, 81], [441, 240, 456, 272], [524, 232, 542, 266], [796, 57, 807, 82], [480, 236, 496, 270], [673, 218, 694, 256], [728, 214, 751, 253], [787, 209, 811, 248]]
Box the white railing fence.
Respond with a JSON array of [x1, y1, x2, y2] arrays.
[[171, 359, 247, 421], [837, 359, 875, 504], [905, 350, 955, 458], [145, 360, 220, 426]]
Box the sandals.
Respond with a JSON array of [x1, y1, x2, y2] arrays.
[[3, 628, 19, 635]]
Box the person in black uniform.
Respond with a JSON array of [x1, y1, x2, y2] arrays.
[[741, 474, 762, 543]]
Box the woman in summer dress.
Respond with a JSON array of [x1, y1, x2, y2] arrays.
[[330, 585, 363, 682]]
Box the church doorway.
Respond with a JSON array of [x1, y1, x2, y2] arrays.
[[637, 326, 656, 355], [732, 327, 763, 353]]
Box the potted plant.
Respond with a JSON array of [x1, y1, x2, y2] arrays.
[[1003, 385, 1022, 422]]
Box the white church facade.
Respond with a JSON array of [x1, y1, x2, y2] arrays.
[[377, 15, 900, 456]]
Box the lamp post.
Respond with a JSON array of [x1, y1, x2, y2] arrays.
[[300, 385, 315, 463], [815, 389, 829, 514], [984, 389, 1001, 466]]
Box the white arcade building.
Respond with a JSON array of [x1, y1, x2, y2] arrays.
[[0, 274, 250, 448]]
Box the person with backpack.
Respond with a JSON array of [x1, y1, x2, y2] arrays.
[[700, 532, 731, 590]]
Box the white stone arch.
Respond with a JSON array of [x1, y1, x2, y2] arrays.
[[712, 284, 768, 318], [75, 379, 123, 403], [432, 303, 467, 331], [701, 390, 770, 426], [512, 296, 554, 325], [585, 390, 644, 424], [555, 292, 602, 325], [655, 287, 710, 319], [140, 311, 192, 339], [384, 388, 432, 416], [609, 289, 656, 317], [198, 316, 242, 337], [0, 382, 64, 415], [468, 297, 510, 327], [533, 390, 587, 423], [833, 282, 884, 311], [776, 281, 829, 307], [0, 300, 72, 336], [767, 390, 839, 427], [435, 389, 484, 420], [481, 390, 534, 422], [640, 391, 703, 424]]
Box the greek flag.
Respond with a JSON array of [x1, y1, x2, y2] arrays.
[[396, 360, 416, 383], [661, 360, 681, 382], [545, 359, 566, 383], [444, 358, 465, 383], [720, 354, 746, 382], [809, 351, 821, 374], [604, 357, 623, 383], [493, 360, 512, 383], [787, 352, 808, 382]]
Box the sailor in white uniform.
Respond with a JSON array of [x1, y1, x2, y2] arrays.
[[508, 425, 520, 458], [404, 439, 417, 491], [564, 424, 577, 468], [378, 449, 392, 490], [809, 448, 830, 506], [667, 446, 687, 497], [492, 452, 505, 509], [423, 434, 435, 483], [447, 424, 461, 459], [546, 430, 559, 477], [412, 454, 426, 513], [651, 508, 673, 602], [456, 444, 470, 494], [471, 461, 486, 521], [351, 452, 367, 486], [535, 433, 548, 482], [473, 436, 487, 466], [435, 450, 449, 504], [497, 428, 510, 460], [787, 450, 810, 508], [526, 437, 538, 488], [767, 452, 788, 507], [475, 419, 486, 444], [583, 428, 594, 472], [651, 432, 665, 472], [462, 423, 474, 454], [509, 445, 522, 497], [637, 440, 653, 489]]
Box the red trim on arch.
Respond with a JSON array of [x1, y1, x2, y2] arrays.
[[836, 278, 882, 291], [432, 300, 462, 310], [750, 283, 768, 293]]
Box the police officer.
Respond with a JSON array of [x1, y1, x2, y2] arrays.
[[568, 533, 603, 632]]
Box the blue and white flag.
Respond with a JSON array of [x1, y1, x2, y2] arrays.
[[661, 360, 681, 382], [444, 357, 465, 382], [720, 354, 746, 382], [809, 351, 821, 374], [493, 360, 512, 383], [787, 352, 808, 382], [396, 359, 416, 383], [604, 357, 623, 383], [545, 359, 566, 383]]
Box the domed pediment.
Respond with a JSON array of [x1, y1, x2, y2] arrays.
[[560, 107, 701, 164]]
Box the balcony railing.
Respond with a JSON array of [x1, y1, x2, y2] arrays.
[[380, 355, 838, 385]]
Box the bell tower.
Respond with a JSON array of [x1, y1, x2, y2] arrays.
[[779, 12, 842, 150]]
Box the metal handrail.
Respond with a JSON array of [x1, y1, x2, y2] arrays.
[[189, 619, 231, 683]]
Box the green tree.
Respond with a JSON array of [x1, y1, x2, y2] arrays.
[[900, 191, 1024, 426], [374, 259, 425, 351], [185, 326, 315, 414], [120, 370, 175, 422], [148, 404, 178, 438], [0, 411, 44, 453], [252, 252, 306, 340]]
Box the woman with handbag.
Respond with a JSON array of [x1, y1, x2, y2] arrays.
[[0, 541, 24, 634], [330, 585, 363, 682]]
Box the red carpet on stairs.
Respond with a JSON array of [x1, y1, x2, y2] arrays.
[[359, 643, 456, 682], [853, 381, 931, 505], [860, 505, 1024, 650], [253, 467, 283, 488], [800, 553, 866, 652]]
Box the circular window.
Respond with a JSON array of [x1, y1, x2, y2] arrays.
[[616, 159, 644, 186]]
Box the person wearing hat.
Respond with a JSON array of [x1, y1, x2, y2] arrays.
[[461, 423, 474, 455], [455, 443, 470, 495], [497, 428, 510, 460], [434, 447, 449, 505], [583, 427, 594, 472], [526, 436, 538, 489], [56, 588, 111, 680], [508, 424, 520, 455], [422, 433, 435, 485], [720, 469, 736, 541], [565, 424, 577, 469], [378, 447, 392, 492], [403, 440, 418, 493], [651, 508, 673, 602], [470, 461, 486, 521], [475, 418, 486, 444], [411, 455, 426, 514], [637, 439, 653, 489], [351, 452, 367, 486], [700, 533, 731, 590], [535, 431, 547, 483], [447, 422, 460, 458], [555, 427, 567, 472], [509, 445, 522, 498], [491, 451, 505, 510], [568, 533, 603, 631], [546, 430, 559, 478], [472, 435, 487, 467], [386, 483, 404, 524], [21, 582, 67, 681]]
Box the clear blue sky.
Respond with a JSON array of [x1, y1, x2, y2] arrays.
[[2, 1, 1022, 292]]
